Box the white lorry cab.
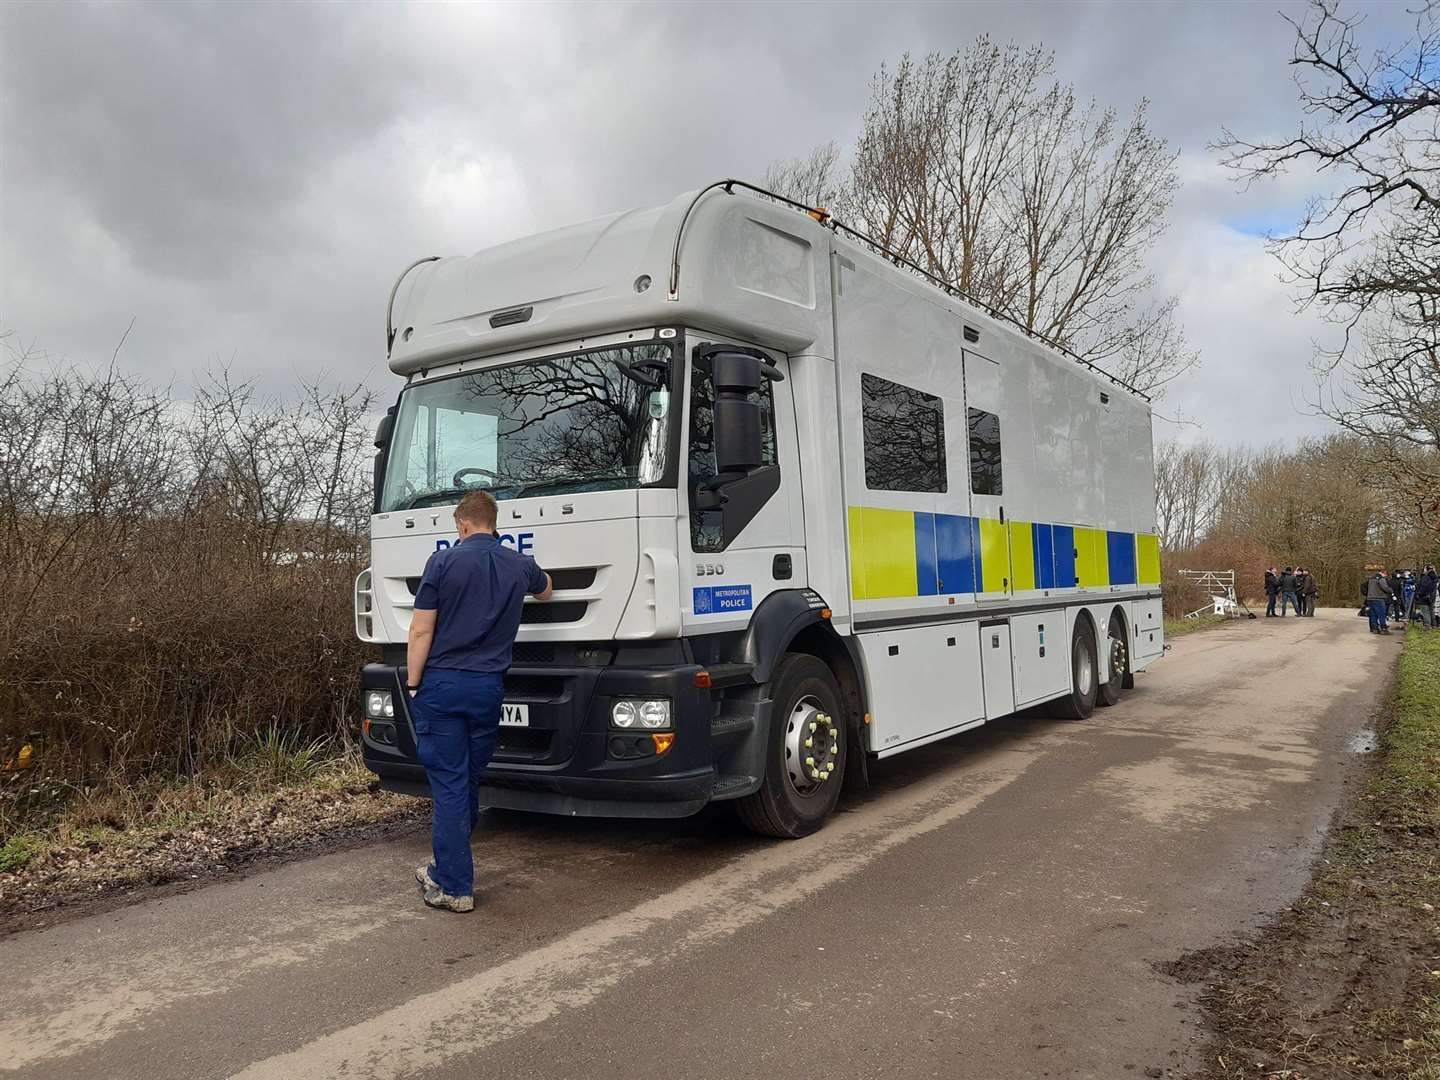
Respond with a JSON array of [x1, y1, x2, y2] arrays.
[[357, 180, 1165, 837]]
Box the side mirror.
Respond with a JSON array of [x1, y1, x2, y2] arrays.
[[374, 407, 396, 450], [373, 406, 397, 513], [708, 350, 781, 474]]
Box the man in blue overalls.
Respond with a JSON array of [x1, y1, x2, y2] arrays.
[[407, 490, 552, 912]]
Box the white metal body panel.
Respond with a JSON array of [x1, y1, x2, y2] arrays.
[[858, 622, 985, 757], [833, 253, 979, 624], [389, 192, 835, 375], [790, 350, 851, 629], [369, 487, 655, 643], [979, 624, 1016, 719], [1010, 611, 1071, 707], [1132, 598, 1165, 667]]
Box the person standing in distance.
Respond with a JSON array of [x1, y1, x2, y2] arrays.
[[406, 490, 552, 912], [1264, 567, 1280, 617]]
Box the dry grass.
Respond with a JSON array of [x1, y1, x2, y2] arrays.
[[0, 335, 376, 840], [1164, 614, 1230, 638]]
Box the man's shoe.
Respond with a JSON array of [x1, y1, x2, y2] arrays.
[[423, 885, 475, 913], [415, 863, 439, 891]]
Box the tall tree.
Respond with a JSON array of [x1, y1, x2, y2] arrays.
[[766, 41, 1195, 396], [1218, 0, 1440, 531]]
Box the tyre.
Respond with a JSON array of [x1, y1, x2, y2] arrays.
[[1096, 612, 1129, 707], [1053, 617, 1099, 720], [736, 653, 847, 839]]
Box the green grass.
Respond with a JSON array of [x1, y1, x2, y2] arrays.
[[1382, 627, 1440, 832], [0, 833, 45, 873], [1359, 627, 1440, 1075]]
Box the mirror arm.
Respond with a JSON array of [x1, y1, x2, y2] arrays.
[[695, 344, 784, 382]]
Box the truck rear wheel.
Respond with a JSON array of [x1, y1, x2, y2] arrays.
[[1096, 613, 1129, 707], [1053, 617, 1099, 720], [736, 653, 847, 839]]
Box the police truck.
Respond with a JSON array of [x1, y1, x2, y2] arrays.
[[357, 180, 1165, 837]]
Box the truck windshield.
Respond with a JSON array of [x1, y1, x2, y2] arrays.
[[380, 342, 675, 513]]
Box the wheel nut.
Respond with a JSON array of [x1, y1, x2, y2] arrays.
[[804, 737, 813, 748]]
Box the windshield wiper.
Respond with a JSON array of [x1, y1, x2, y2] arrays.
[[508, 472, 636, 499], [394, 487, 474, 511], [395, 480, 523, 510]]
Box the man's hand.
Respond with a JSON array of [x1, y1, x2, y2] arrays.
[[533, 572, 554, 602]]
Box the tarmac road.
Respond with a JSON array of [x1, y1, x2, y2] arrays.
[[0, 608, 1395, 1080]]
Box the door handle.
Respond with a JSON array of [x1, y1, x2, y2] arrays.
[[772, 554, 792, 580]]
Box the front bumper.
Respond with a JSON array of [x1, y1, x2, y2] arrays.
[[359, 652, 732, 819]]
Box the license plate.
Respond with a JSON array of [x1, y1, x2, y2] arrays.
[[500, 703, 529, 728]]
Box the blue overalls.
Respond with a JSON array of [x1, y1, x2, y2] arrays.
[[411, 533, 549, 898]]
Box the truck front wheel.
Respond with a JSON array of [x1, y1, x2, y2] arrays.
[[736, 653, 847, 839]]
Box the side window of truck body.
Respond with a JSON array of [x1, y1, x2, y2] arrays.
[[967, 407, 1002, 495], [688, 348, 778, 552], [860, 373, 947, 493]]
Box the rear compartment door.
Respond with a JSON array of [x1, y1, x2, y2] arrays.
[[963, 349, 1011, 603]]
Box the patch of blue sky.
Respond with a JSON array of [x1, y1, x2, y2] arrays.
[[1226, 210, 1297, 238]]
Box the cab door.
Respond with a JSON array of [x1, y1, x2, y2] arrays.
[[679, 335, 806, 635], [962, 349, 1010, 603]]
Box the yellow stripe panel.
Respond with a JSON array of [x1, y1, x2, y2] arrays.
[[1075, 527, 1109, 588], [848, 506, 918, 600], [979, 518, 1009, 593], [1137, 533, 1162, 585], [1009, 521, 1035, 591], [847, 506, 867, 599]]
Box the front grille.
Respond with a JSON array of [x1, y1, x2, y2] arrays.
[[502, 675, 566, 701], [511, 642, 556, 665], [520, 601, 587, 625], [548, 567, 597, 590], [495, 728, 552, 759], [406, 567, 597, 596]]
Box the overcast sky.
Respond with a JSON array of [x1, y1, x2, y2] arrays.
[[0, 1, 1408, 447]]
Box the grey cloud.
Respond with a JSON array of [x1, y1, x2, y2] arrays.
[[0, 0, 1399, 447]]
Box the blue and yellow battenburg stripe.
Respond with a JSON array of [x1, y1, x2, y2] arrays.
[[848, 506, 1161, 600]]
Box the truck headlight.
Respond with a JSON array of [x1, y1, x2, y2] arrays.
[[365, 690, 394, 719], [611, 698, 671, 731]]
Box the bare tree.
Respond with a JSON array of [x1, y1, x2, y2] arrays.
[[767, 41, 1195, 396], [1219, 0, 1439, 530], [764, 142, 844, 209]]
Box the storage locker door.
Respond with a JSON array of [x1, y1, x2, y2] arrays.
[[979, 623, 1015, 719]]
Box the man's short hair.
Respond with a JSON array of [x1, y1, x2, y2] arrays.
[[455, 490, 498, 529]]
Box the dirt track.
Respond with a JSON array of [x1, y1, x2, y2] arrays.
[[0, 609, 1395, 1079]]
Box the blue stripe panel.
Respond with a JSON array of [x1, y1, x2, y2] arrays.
[[1107, 530, 1137, 585], [1033, 523, 1056, 589], [935, 513, 977, 594], [913, 512, 939, 596], [1052, 524, 1077, 588]]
